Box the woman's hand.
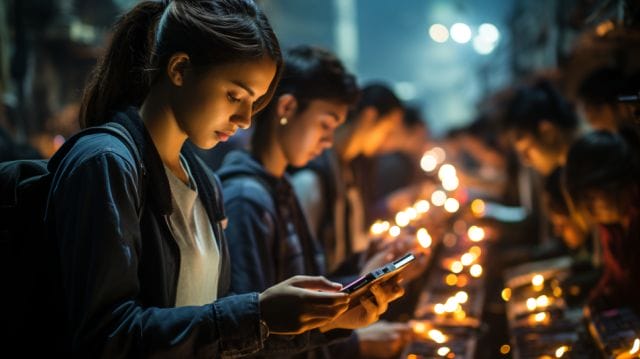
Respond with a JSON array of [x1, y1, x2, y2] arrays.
[[259, 276, 350, 335], [319, 276, 404, 332]]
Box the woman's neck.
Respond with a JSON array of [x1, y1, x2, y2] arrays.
[[140, 89, 189, 183], [257, 137, 287, 178]]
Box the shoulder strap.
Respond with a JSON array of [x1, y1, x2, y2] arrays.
[[47, 122, 146, 216]]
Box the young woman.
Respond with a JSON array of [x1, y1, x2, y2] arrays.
[[44, 1, 357, 356], [563, 129, 640, 311], [218, 45, 410, 358]]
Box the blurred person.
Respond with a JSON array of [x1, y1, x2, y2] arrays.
[[576, 66, 636, 132], [563, 129, 640, 312], [503, 79, 580, 177], [40, 0, 376, 356], [218, 45, 410, 359]]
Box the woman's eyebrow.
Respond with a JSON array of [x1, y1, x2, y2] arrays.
[[230, 80, 255, 97]]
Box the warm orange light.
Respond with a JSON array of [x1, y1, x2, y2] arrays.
[[460, 253, 475, 266], [445, 274, 458, 286], [467, 226, 485, 242], [437, 346, 451, 356], [500, 344, 510, 355], [417, 228, 432, 248], [469, 245, 482, 257], [412, 321, 427, 334], [555, 345, 569, 358], [450, 261, 463, 274], [395, 211, 410, 227], [389, 225, 401, 237], [470, 199, 486, 217], [532, 274, 544, 287], [432, 190, 447, 206], [501, 288, 511, 302], [470, 264, 483, 277], [415, 200, 430, 214], [428, 329, 447, 343], [444, 197, 460, 212]]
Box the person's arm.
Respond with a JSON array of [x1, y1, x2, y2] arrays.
[[49, 148, 264, 357], [224, 182, 278, 293], [291, 169, 326, 238]]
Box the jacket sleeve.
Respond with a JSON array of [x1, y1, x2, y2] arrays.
[[223, 181, 278, 293], [49, 149, 264, 358]]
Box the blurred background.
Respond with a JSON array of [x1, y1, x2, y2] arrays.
[[2, 0, 638, 157]]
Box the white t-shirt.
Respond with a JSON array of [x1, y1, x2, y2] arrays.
[[164, 157, 220, 306]]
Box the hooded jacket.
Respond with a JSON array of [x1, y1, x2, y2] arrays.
[[218, 150, 325, 292], [218, 150, 359, 359]]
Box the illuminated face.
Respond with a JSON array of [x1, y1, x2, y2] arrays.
[[279, 99, 349, 167], [361, 108, 404, 156], [583, 191, 625, 225], [513, 133, 561, 176], [172, 57, 276, 149], [548, 211, 587, 249]]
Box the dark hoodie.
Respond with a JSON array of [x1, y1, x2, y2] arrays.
[[218, 150, 360, 359], [218, 150, 325, 292]]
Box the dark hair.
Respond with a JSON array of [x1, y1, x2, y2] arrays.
[[350, 83, 402, 121], [503, 79, 578, 139], [577, 66, 626, 105], [80, 0, 282, 128], [402, 106, 426, 129], [251, 45, 358, 152], [563, 129, 640, 213]]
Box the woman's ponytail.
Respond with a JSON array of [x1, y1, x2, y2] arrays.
[[79, 1, 165, 128]]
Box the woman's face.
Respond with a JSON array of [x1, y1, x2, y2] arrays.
[[172, 57, 277, 149], [279, 98, 349, 167], [513, 133, 562, 176], [548, 211, 588, 249], [360, 108, 404, 157], [582, 191, 626, 225]]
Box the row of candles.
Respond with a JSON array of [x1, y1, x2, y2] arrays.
[[502, 273, 640, 357], [370, 147, 486, 357]]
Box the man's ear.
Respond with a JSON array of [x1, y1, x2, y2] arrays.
[[167, 52, 191, 87], [275, 94, 298, 118]]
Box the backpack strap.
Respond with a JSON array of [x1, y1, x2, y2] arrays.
[[47, 122, 146, 216]]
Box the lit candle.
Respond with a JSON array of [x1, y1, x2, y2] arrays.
[[442, 176, 459, 192], [467, 226, 485, 242], [437, 346, 451, 356], [416, 228, 432, 248], [395, 211, 410, 227], [414, 199, 430, 214], [555, 345, 569, 358], [431, 190, 447, 206], [470, 264, 483, 277], [438, 164, 456, 182], [389, 225, 401, 238], [428, 329, 447, 344], [420, 152, 437, 172], [444, 197, 460, 213], [470, 199, 486, 217]]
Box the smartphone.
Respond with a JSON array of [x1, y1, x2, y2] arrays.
[[341, 252, 416, 297]]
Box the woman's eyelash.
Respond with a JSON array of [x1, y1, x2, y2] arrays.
[[227, 93, 241, 103]]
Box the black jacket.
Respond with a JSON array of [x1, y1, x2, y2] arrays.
[[46, 109, 340, 358]]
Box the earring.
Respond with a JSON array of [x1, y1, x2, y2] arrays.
[[279, 117, 288, 126]]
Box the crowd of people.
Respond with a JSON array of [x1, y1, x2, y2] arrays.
[[1, 0, 639, 357]]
